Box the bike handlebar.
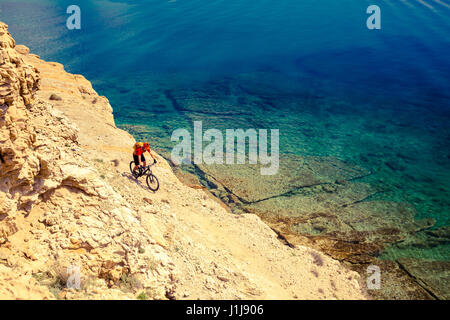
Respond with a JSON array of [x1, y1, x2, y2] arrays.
[[142, 160, 157, 168]]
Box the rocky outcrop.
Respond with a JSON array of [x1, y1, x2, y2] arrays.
[[0, 22, 368, 300], [0, 22, 176, 299], [0, 22, 40, 219]]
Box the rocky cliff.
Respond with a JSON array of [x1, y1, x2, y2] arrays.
[[0, 22, 368, 300]]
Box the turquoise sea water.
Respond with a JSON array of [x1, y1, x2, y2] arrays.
[[1, 0, 449, 264]]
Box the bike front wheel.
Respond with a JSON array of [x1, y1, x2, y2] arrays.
[[146, 174, 160, 192]]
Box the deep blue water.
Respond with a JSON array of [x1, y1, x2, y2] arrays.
[[1, 0, 449, 261], [3, 0, 450, 96]]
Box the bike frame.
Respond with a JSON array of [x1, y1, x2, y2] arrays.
[[137, 162, 155, 177]]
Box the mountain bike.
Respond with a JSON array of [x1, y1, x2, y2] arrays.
[[129, 160, 160, 192]]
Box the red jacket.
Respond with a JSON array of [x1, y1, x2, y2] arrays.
[[133, 146, 150, 156]]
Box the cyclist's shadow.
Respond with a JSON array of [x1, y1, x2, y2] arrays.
[[122, 172, 154, 192]]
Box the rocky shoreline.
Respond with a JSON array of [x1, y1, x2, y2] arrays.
[[115, 74, 450, 300], [0, 22, 370, 300], [2, 19, 447, 300], [109, 62, 450, 300], [165, 153, 449, 300]]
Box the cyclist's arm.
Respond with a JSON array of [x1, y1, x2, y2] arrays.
[[151, 151, 157, 162], [146, 147, 157, 161]]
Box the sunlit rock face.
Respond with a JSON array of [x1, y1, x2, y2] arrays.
[[0, 22, 41, 222]]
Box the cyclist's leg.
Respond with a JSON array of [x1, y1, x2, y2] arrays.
[[133, 154, 140, 172], [141, 154, 146, 167]]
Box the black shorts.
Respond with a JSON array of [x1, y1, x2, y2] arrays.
[[133, 154, 146, 165]]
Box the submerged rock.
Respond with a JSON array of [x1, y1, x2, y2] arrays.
[[195, 146, 446, 299], [197, 155, 370, 203], [397, 259, 450, 300]]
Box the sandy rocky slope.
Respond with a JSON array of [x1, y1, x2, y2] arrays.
[[0, 22, 368, 300]]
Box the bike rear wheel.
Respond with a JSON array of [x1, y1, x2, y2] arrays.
[[146, 174, 160, 192]]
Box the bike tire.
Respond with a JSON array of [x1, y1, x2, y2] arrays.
[[146, 174, 160, 192], [129, 161, 135, 174]]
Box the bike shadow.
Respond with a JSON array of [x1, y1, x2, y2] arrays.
[[121, 172, 156, 193]]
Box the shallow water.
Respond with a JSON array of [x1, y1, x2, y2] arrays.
[[2, 0, 449, 288]]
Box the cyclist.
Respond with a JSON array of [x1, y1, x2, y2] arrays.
[[132, 142, 157, 176]]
